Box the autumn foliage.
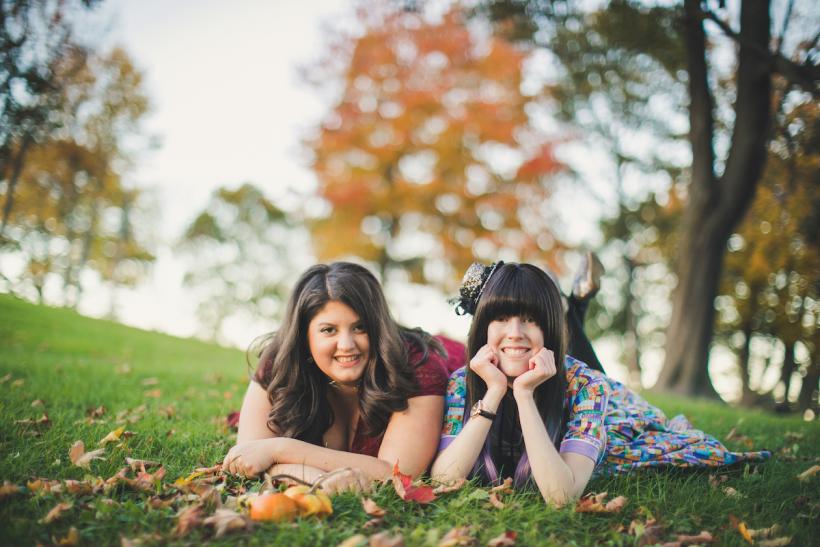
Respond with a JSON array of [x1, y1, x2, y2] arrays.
[[306, 5, 565, 287]]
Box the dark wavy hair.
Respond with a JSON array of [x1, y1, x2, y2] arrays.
[[464, 262, 569, 484], [252, 262, 439, 445]]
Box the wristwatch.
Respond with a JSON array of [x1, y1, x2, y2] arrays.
[[470, 399, 497, 421]]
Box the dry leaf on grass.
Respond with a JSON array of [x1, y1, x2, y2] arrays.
[[0, 372, 11, 384], [40, 501, 73, 524], [490, 477, 513, 494], [87, 405, 106, 418], [796, 465, 820, 482], [141, 377, 159, 386], [629, 518, 666, 546], [0, 480, 21, 499], [14, 413, 50, 428], [391, 462, 435, 504], [143, 389, 162, 398], [432, 478, 466, 494], [338, 534, 368, 547], [99, 427, 126, 446], [747, 524, 792, 547], [437, 526, 474, 546], [486, 531, 517, 546], [55, 526, 80, 546], [125, 457, 161, 471], [362, 497, 386, 517], [489, 491, 506, 509], [757, 537, 793, 547], [173, 504, 204, 537], [63, 479, 93, 495], [69, 440, 105, 469], [575, 492, 628, 513], [370, 531, 405, 547], [708, 474, 729, 489], [729, 515, 754, 544], [203, 508, 251, 538], [31, 399, 44, 408], [664, 531, 714, 546], [722, 486, 743, 498]]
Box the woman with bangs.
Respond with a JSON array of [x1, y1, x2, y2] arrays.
[[223, 262, 451, 493], [432, 261, 770, 506]]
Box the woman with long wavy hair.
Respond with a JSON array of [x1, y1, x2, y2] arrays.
[[223, 262, 449, 492]]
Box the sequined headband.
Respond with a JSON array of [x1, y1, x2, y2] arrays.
[[453, 261, 504, 316]]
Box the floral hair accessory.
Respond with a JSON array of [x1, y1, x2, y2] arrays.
[[453, 261, 504, 315]]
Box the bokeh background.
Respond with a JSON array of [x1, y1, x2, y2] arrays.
[[1, 0, 817, 413]]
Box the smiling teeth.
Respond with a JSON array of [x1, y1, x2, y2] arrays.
[[336, 355, 360, 363], [503, 348, 529, 356]]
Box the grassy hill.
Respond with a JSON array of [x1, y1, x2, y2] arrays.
[[0, 294, 817, 545]]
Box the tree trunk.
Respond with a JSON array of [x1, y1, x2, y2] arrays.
[[738, 323, 756, 405], [797, 359, 818, 412], [0, 135, 32, 237], [656, 0, 772, 397], [623, 256, 642, 389]]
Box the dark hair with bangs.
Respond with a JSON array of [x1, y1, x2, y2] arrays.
[[464, 262, 569, 484], [252, 262, 438, 445]]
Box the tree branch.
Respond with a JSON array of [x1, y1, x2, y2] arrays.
[[701, 7, 819, 96]]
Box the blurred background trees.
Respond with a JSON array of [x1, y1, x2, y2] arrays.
[[1, 0, 817, 412]]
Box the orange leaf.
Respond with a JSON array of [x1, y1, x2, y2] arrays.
[[391, 461, 436, 504], [575, 492, 628, 513], [489, 491, 506, 509], [0, 481, 21, 499], [729, 515, 754, 544], [487, 531, 517, 546], [369, 531, 404, 547], [362, 497, 386, 517], [55, 526, 80, 546], [68, 440, 105, 469], [438, 526, 474, 546], [40, 501, 73, 524]]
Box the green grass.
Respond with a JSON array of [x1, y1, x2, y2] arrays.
[[0, 293, 818, 546]]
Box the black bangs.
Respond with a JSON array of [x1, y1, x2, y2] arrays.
[[478, 264, 558, 326]]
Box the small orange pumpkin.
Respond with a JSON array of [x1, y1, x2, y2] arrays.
[[248, 493, 300, 522]]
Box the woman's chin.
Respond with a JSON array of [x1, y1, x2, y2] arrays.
[[499, 360, 529, 378]]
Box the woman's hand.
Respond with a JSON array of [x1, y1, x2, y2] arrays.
[[469, 344, 507, 392], [222, 438, 282, 478], [512, 348, 557, 396], [315, 468, 373, 495]]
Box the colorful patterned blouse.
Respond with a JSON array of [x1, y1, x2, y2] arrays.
[[440, 357, 771, 475]]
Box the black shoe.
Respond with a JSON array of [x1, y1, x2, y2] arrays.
[[571, 251, 604, 301]]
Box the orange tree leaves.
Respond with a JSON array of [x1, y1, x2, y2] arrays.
[[306, 5, 566, 288]]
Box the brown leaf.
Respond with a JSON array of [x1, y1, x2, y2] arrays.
[[40, 501, 73, 524], [362, 497, 386, 517], [671, 531, 714, 545], [31, 399, 44, 408], [757, 538, 793, 547], [370, 531, 405, 547], [55, 526, 80, 546], [363, 517, 384, 529], [203, 508, 251, 538], [173, 504, 203, 537], [575, 492, 627, 513], [490, 477, 513, 494], [159, 404, 177, 419], [796, 464, 820, 482], [0, 480, 21, 499], [708, 474, 729, 489], [749, 524, 783, 539], [629, 518, 666, 546], [437, 526, 474, 546], [486, 531, 517, 546], [432, 478, 466, 494], [337, 534, 367, 547], [143, 388, 162, 398], [722, 486, 743, 498], [141, 377, 160, 386], [15, 413, 50, 428], [69, 440, 106, 468], [489, 491, 506, 509], [125, 457, 161, 471], [87, 405, 107, 418], [64, 479, 93, 495]]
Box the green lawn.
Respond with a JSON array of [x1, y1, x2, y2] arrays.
[[0, 293, 817, 546]]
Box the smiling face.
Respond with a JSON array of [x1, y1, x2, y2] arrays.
[[487, 315, 545, 378], [307, 300, 370, 386]]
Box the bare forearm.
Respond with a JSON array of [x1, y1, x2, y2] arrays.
[[266, 463, 324, 484], [273, 438, 393, 481], [431, 388, 505, 481], [515, 393, 578, 505]]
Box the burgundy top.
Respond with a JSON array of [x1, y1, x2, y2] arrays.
[[252, 335, 456, 457]]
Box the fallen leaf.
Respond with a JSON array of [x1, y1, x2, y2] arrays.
[[203, 508, 251, 538], [64, 479, 93, 495], [15, 413, 50, 428], [629, 518, 666, 546], [143, 389, 162, 398], [489, 491, 506, 509], [116, 363, 132, 374], [487, 531, 517, 546], [11, 378, 24, 388], [31, 399, 44, 408], [0, 481, 21, 499], [226, 411, 240, 430], [575, 492, 627, 513], [432, 478, 466, 494], [68, 440, 105, 469], [438, 526, 474, 546], [490, 477, 513, 494], [758, 538, 793, 547], [337, 534, 367, 547], [722, 486, 743, 498], [40, 501, 73, 524], [708, 474, 729, 489], [749, 524, 783, 539], [391, 462, 435, 504], [87, 406, 107, 419], [132, 465, 166, 492], [671, 531, 714, 545], [729, 515, 754, 544], [363, 517, 384, 529], [362, 497, 386, 517], [159, 404, 177, 419], [796, 465, 820, 482], [141, 377, 160, 386], [27, 478, 62, 494], [125, 457, 161, 471], [99, 426, 125, 446], [0, 373, 12, 384], [369, 531, 405, 547], [173, 504, 203, 537], [55, 526, 80, 546]]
